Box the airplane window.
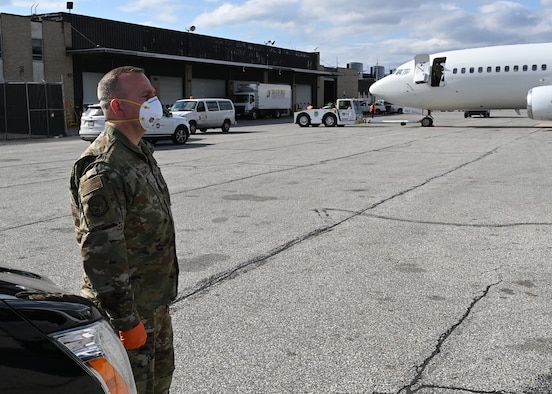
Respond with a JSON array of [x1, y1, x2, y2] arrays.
[[461, 67, 466, 73], [478, 67, 483, 73], [543, 64, 547, 71], [505, 66, 510, 72], [469, 67, 475, 73], [532, 64, 537, 71], [496, 66, 501, 72], [453, 68, 458, 74], [523, 65, 528, 71], [403, 68, 411, 74], [487, 67, 492, 73], [514, 65, 519, 71]]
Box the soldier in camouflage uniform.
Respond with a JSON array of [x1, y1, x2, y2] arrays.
[[69, 66, 179, 394]]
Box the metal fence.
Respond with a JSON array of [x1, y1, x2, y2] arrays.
[[0, 82, 66, 141]]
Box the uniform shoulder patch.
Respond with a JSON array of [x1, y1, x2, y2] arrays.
[[87, 195, 109, 217], [81, 175, 104, 196]]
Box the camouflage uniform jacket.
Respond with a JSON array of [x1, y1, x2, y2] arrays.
[[70, 125, 179, 331]]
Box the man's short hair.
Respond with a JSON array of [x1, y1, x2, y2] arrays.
[[97, 66, 145, 110]]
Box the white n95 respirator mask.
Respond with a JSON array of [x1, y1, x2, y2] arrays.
[[106, 96, 163, 129]]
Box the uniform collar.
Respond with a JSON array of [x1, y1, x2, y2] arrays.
[[104, 124, 154, 156]]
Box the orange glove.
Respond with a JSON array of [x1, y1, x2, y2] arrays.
[[119, 321, 147, 350]]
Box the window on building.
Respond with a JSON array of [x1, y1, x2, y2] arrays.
[[32, 38, 43, 60]]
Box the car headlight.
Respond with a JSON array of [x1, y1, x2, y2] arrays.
[[51, 320, 137, 394]]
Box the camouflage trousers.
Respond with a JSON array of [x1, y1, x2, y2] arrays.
[[127, 305, 174, 394]]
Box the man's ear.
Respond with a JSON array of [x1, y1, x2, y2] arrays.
[[109, 99, 123, 116]]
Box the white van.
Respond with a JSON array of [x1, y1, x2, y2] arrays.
[[170, 98, 236, 134]]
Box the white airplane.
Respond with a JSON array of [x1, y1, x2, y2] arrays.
[[369, 42, 552, 126]]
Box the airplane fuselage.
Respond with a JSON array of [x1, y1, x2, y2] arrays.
[[369, 43, 552, 111]]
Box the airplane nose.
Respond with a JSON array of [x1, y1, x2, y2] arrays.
[[369, 78, 386, 97]]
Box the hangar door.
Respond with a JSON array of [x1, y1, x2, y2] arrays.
[[192, 79, 226, 98], [151, 76, 183, 107], [82, 72, 104, 106], [295, 84, 312, 110]]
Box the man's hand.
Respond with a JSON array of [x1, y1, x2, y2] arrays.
[[119, 321, 147, 350]]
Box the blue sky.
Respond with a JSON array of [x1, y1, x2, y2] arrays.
[[2, 0, 552, 71]]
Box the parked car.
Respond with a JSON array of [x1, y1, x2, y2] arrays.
[[464, 110, 490, 118], [79, 104, 191, 145], [360, 101, 386, 115], [0, 266, 137, 393], [377, 100, 404, 114]]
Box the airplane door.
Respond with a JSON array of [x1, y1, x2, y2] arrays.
[[414, 54, 430, 84], [431, 57, 446, 87]]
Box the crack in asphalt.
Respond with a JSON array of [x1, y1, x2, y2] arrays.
[[170, 137, 423, 195], [348, 211, 552, 228], [173, 130, 543, 391], [175, 145, 500, 302], [396, 282, 502, 394]]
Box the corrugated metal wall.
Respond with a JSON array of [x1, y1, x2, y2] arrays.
[[52, 13, 318, 70]]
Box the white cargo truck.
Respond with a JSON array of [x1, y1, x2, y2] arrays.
[[294, 99, 363, 127], [233, 83, 292, 119]]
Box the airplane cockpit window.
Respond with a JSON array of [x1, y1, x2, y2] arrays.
[[394, 68, 411, 76]]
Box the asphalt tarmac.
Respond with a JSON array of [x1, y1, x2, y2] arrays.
[[2, 110, 552, 393]]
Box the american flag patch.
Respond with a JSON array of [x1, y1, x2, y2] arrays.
[[81, 175, 104, 196]]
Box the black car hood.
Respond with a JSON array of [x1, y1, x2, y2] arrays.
[[0, 267, 66, 298], [0, 267, 103, 334]]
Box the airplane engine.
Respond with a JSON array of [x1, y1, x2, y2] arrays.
[[527, 86, 552, 120]]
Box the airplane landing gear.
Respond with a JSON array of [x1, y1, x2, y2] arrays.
[[420, 110, 434, 127], [421, 117, 433, 127]]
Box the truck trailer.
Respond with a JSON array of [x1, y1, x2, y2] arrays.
[[233, 83, 292, 119]]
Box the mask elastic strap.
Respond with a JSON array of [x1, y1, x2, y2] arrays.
[[109, 118, 140, 123], [100, 98, 142, 123]]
